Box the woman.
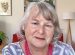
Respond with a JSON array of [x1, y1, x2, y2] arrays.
[[2, 2, 75, 55]]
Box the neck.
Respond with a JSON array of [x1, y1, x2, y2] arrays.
[[28, 43, 48, 55]]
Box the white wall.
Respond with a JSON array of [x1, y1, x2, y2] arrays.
[[0, 0, 24, 43], [56, 0, 75, 42]]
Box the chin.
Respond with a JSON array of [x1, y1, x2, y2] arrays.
[[32, 42, 47, 48], [29, 39, 49, 48]]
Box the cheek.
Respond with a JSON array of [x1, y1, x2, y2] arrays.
[[45, 29, 54, 41], [46, 29, 54, 37], [45, 32, 54, 44], [25, 24, 36, 38]]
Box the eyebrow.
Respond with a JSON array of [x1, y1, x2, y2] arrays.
[[32, 18, 53, 24], [32, 19, 39, 22]]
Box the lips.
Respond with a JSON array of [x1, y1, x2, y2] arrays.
[[35, 37, 45, 40]]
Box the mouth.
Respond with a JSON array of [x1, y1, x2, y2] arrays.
[[35, 37, 45, 40]]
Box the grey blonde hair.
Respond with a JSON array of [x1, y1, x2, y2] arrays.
[[20, 2, 61, 41]]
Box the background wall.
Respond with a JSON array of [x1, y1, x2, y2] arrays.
[[56, 0, 75, 42], [0, 0, 24, 43]]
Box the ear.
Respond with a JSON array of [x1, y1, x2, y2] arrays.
[[21, 25, 25, 35]]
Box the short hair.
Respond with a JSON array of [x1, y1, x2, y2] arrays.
[[19, 2, 61, 41]]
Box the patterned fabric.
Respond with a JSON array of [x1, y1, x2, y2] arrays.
[[2, 41, 75, 55]]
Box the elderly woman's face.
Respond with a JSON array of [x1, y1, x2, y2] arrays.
[[24, 8, 54, 48]]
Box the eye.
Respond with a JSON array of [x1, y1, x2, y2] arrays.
[[45, 24, 53, 28], [32, 22, 39, 25]]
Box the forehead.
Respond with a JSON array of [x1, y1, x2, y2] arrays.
[[28, 5, 53, 23], [32, 14, 51, 23], [28, 14, 53, 25]]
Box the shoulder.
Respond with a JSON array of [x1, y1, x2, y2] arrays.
[[2, 42, 22, 55], [3, 42, 20, 50], [53, 41, 75, 55], [54, 41, 72, 48]]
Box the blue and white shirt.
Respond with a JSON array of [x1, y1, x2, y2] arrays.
[[2, 41, 75, 55]]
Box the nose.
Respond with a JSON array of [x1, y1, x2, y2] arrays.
[[38, 25, 44, 35]]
